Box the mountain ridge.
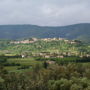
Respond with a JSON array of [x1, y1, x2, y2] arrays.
[[0, 23, 90, 42]]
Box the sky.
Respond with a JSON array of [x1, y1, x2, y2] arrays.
[[0, 0, 90, 26]]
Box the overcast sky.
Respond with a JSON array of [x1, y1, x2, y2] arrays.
[[0, 0, 90, 26]]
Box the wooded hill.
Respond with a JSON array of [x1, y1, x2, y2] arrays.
[[0, 39, 90, 57], [0, 23, 90, 42]]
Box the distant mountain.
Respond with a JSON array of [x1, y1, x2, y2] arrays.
[[0, 23, 90, 42]]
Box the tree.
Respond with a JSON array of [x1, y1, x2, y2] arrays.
[[43, 61, 48, 69]]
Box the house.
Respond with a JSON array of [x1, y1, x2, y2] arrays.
[[46, 61, 55, 64], [21, 55, 25, 58], [57, 56, 64, 58], [44, 55, 50, 58]]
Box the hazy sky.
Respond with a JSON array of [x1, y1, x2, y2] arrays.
[[0, 0, 90, 26]]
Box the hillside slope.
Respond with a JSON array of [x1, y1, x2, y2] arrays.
[[0, 39, 90, 57], [0, 23, 90, 42]]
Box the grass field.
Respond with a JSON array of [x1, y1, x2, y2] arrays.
[[4, 57, 43, 73]]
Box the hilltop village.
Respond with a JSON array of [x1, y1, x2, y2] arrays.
[[9, 38, 90, 58], [10, 37, 78, 44]]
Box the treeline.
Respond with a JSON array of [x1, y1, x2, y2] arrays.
[[35, 56, 90, 63], [0, 63, 90, 90], [0, 55, 21, 59], [0, 56, 21, 67]]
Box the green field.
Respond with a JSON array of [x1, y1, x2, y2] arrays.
[[0, 56, 89, 73], [3, 57, 43, 73]]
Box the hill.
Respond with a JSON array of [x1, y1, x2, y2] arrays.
[[0, 23, 90, 42], [0, 38, 90, 57]]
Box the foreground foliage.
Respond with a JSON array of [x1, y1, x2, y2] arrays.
[[0, 62, 90, 90]]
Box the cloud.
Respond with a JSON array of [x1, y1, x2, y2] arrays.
[[0, 0, 90, 26]]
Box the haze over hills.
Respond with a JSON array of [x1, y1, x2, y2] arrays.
[[0, 23, 90, 42]]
